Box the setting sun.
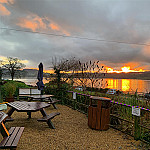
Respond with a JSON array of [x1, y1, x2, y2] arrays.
[[121, 66, 131, 73], [106, 66, 145, 73]]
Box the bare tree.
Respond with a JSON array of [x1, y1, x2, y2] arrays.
[[1, 57, 26, 80], [51, 57, 80, 89], [76, 60, 106, 93]]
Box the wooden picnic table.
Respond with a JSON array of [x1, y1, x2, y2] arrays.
[[7, 101, 51, 119], [19, 94, 59, 109], [6, 101, 60, 128]]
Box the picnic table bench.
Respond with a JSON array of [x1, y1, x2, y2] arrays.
[[0, 111, 24, 149], [6, 101, 60, 129], [19, 88, 60, 109], [37, 112, 60, 129]]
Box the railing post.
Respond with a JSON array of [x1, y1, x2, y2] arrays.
[[134, 90, 141, 140], [134, 115, 141, 140]]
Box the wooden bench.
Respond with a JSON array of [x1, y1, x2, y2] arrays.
[[19, 88, 60, 109], [37, 112, 60, 129], [0, 112, 24, 150]]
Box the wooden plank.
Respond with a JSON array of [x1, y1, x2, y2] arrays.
[[91, 107, 97, 129], [88, 106, 93, 128], [5, 127, 20, 147], [103, 108, 110, 130], [0, 127, 15, 147], [19, 88, 30, 95], [100, 108, 106, 130], [11, 127, 24, 147], [96, 101, 102, 130], [0, 112, 8, 123], [96, 109, 101, 130], [37, 112, 60, 122], [97, 100, 102, 109]]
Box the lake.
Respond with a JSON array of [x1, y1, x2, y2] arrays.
[[13, 78, 150, 93]]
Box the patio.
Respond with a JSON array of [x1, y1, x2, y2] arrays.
[[0, 104, 142, 150]]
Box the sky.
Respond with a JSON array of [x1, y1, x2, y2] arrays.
[[0, 0, 150, 71]]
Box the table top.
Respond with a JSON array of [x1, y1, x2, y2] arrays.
[[19, 94, 54, 99], [7, 101, 51, 112]]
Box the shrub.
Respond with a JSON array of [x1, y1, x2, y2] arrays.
[[1, 80, 30, 98], [3, 82, 16, 98]]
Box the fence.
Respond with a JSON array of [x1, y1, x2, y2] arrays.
[[47, 89, 150, 144]]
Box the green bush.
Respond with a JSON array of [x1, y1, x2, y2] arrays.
[[3, 82, 16, 98], [1, 80, 30, 98]]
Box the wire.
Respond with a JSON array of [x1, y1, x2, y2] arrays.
[[1, 27, 150, 46]]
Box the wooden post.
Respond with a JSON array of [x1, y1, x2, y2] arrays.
[[134, 90, 141, 140], [134, 116, 141, 140]]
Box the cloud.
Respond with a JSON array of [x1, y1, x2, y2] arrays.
[[0, 0, 14, 4], [49, 22, 70, 36], [1, 0, 150, 70], [0, 3, 10, 15], [17, 15, 46, 31]]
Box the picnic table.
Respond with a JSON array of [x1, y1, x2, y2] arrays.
[[6, 101, 60, 128], [19, 94, 59, 109]]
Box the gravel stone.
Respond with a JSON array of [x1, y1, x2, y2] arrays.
[[0, 104, 141, 150]]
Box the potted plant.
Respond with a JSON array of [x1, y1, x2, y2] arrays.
[[3, 82, 16, 102]]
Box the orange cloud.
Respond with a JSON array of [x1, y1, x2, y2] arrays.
[[17, 15, 46, 31], [49, 21, 70, 36], [17, 18, 38, 31], [0, 0, 14, 4], [0, 3, 10, 15], [50, 23, 59, 31]]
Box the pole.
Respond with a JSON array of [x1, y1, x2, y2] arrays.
[[134, 90, 141, 140]]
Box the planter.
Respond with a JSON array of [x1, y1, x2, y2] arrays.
[[5, 97, 14, 102]]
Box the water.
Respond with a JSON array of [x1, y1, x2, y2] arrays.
[[13, 78, 150, 93], [13, 78, 49, 86]]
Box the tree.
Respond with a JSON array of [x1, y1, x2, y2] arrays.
[[1, 57, 26, 80], [51, 57, 80, 89], [76, 60, 106, 93]]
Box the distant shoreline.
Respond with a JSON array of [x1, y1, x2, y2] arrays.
[[103, 77, 150, 80]]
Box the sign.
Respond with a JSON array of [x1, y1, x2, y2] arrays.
[[0, 104, 7, 111], [132, 107, 140, 116], [73, 92, 76, 99]]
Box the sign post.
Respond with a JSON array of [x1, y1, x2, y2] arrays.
[[132, 106, 141, 140]]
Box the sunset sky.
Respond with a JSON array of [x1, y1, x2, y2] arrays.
[[0, 0, 150, 71]]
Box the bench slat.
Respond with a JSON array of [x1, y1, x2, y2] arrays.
[[11, 127, 24, 147], [5, 127, 20, 147], [0, 112, 8, 124], [0, 127, 24, 149], [37, 112, 60, 122], [0, 127, 15, 147]]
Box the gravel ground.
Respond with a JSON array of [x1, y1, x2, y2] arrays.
[[0, 104, 147, 150]]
